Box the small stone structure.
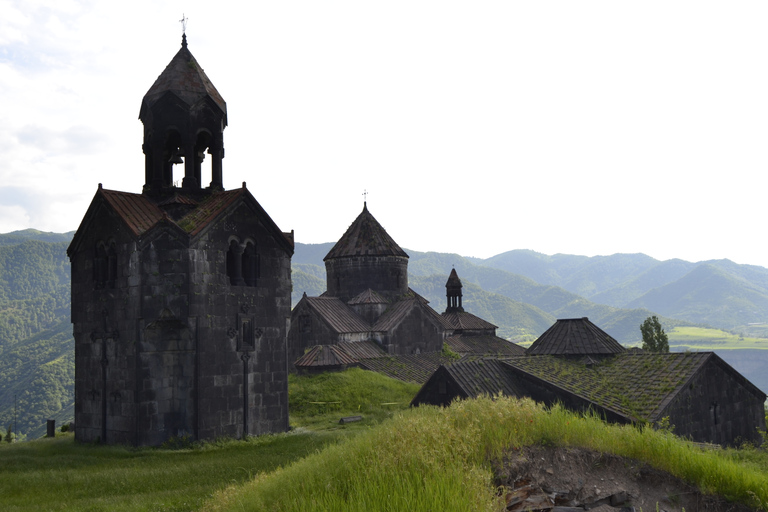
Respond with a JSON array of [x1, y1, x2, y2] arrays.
[[68, 35, 293, 446]]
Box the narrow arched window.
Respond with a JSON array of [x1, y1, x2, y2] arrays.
[[242, 242, 259, 287], [227, 240, 245, 286]]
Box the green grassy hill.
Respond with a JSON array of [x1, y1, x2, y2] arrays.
[[2, 371, 768, 511]]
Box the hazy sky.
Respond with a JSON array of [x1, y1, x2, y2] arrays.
[[2, 1, 767, 268]]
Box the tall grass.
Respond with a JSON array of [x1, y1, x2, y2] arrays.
[[209, 396, 768, 511], [0, 430, 342, 512]]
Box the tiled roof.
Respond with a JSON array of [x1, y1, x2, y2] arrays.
[[502, 352, 712, 421], [100, 189, 165, 237], [335, 340, 388, 360], [446, 268, 462, 288], [359, 353, 468, 384], [442, 311, 497, 331], [176, 189, 244, 235], [440, 359, 525, 399], [527, 317, 626, 356], [305, 296, 370, 334], [98, 187, 246, 239], [294, 344, 359, 368], [348, 289, 389, 305], [372, 298, 453, 332], [141, 35, 227, 118], [324, 203, 408, 260], [446, 334, 526, 357]]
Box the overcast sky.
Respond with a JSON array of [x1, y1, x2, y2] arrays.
[[2, 1, 767, 268]]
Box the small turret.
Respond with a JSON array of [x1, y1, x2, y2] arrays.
[[445, 268, 463, 313]]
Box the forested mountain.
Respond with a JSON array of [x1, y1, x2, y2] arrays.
[[480, 249, 768, 331], [291, 246, 688, 343], [0, 232, 74, 439]]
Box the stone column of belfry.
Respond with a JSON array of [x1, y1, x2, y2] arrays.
[[209, 139, 223, 189], [182, 141, 197, 189]]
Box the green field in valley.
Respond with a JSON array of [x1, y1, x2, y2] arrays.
[[668, 326, 768, 350]]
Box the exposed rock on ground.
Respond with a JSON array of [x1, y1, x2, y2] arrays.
[[493, 446, 754, 512]]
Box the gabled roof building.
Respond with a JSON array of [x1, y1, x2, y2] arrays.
[[288, 204, 524, 373], [413, 317, 766, 446], [68, 35, 293, 446]]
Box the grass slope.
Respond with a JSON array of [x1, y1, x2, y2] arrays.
[[209, 396, 768, 512], [2, 369, 768, 511]]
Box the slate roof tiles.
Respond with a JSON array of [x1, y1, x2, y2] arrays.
[[439, 359, 525, 400], [527, 317, 625, 356], [446, 334, 526, 357], [100, 189, 165, 237], [141, 35, 227, 117], [324, 203, 408, 260], [502, 352, 712, 421], [304, 296, 371, 334], [442, 311, 497, 331]]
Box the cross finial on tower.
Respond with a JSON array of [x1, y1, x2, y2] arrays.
[[362, 189, 368, 205], [179, 14, 188, 34]]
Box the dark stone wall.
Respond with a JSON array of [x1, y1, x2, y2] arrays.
[[383, 304, 445, 355], [325, 256, 408, 303], [72, 196, 291, 446], [286, 300, 338, 370], [411, 369, 466, 407], [662, 357, 766, 446], [71, 203, 140, 444], [186, 202, 291, 440]]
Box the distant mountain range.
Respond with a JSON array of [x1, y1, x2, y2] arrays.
[[2, 229, 767, 438], [293, 243, 768, 342]]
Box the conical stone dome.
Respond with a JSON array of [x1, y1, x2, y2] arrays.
[[324, 203, 409, 303]]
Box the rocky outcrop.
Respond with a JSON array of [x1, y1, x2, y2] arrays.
[[494, 446, 752, 512]]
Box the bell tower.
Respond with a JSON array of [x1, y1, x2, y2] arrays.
[[139, 33, 227, 193], [445, 268, 463, 313]]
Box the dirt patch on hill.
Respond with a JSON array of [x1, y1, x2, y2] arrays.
[[493, 445, 755, 511]]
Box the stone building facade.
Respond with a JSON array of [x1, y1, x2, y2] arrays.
[[68, 35, 293, 446], [288, 206, 525, 373]]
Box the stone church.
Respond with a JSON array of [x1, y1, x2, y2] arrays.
[[68, 35, 293, 446], [288, 203, 524, 373]]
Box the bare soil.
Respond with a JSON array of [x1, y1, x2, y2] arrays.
[[493, 445, 755, 512]]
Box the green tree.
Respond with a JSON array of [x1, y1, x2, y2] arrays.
[[4, 425, 12, 443], [641, 315, 669, 352]]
